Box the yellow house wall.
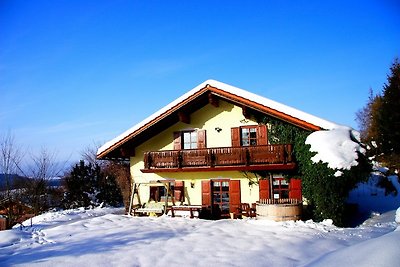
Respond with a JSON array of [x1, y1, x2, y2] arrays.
[[130, 100, 262, 205]]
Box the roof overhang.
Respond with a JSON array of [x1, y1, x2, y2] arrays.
[[97, 80, 340, 160]]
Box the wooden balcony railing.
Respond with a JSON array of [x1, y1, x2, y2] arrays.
[[143, 144, 294, 171]]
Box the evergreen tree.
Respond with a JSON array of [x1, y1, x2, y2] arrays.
[[377, 59, 400, 170], [63, 160, 123, 208], [63, 160, 100, 208], [357, 58, 400, 171], [96, 173, 122, 207]]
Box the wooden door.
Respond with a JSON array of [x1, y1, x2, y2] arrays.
[[212, 180, 230, 216]]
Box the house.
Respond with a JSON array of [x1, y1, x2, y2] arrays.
[[0, 198, 34, 230], [97, 80, 339, 219]]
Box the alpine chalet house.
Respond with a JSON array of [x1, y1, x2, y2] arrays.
[[97, 80, 338, 220]]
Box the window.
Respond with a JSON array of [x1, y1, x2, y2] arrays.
[[174, 130, 206, 150], [149, 182, 184, 202], [272, 178, 289, 199], [183, 131, 198, 149], [259, 178, 302, 201], [231, 125, 267, 147], [241, 127, 257, 146], [149, 186, 165, 202], [212, 180, 230, 215]]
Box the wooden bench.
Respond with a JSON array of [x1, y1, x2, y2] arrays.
[[133, 202, 164, 216]]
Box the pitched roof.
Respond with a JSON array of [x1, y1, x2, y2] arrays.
[[97, 79, 340, 159]]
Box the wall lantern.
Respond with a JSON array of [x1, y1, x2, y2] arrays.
[[190, 181, 195, 188], [215, 127, 222, 133]]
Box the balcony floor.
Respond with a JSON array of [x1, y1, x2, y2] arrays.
[[141, 162, 296, 173]]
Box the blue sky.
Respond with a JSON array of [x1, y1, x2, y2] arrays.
[[1, 0, 399, 164]]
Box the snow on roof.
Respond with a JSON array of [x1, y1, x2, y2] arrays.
[[97, 79, 341, 156]]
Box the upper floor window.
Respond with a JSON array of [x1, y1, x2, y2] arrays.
[[241, 127, 257, 146], [173, 129, 206, 150], [183, 131, 198, 149], [231, 125, 267, 147]]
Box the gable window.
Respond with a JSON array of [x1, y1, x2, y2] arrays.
[[173, 129, 206, 150], [231, 125, 267, 147]]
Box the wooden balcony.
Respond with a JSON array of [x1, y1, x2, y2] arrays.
[[142, 144, 295, 173]]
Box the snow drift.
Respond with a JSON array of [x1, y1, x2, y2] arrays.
[[306, 126, 366, 175]]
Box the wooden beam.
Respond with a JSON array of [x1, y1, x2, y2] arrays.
[[178, 111, 190, 124], [208, 92, 219, 107], [242, 106, 251, 119], [120, 147, 135, 157]]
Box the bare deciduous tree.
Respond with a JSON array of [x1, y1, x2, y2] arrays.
[[24, 148, 67, 215], [0, 132, 25, 227], [80, 141, 104, 166]]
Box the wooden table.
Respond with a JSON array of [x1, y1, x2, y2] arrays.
[[170, 205, 203, 218]]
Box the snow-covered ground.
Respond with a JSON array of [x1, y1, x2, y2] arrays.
[[0, 206, 399, 267]]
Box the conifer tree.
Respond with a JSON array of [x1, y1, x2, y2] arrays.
[[63, 161, 100, 208], [378, 59, 400, 170], [357, 58, 400, 171], [63, 160, 123, 208]]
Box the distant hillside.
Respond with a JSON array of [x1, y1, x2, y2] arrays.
[[0, 174, 64, 189], [0, 174, 27, 189]]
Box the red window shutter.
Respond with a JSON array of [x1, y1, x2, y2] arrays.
[[173, 132, 181, 150], [257, 125, 268, 145], [231, 127, 240, 147], [229, 180, 241, 213], [259, 179, 270, 200], [201, 180, 211, 207], [289, 179, 302, 200], [197, 130, 207, 148], [174, 181, 185, 202]]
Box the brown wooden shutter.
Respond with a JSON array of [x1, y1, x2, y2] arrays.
[[173, 132, 181, 150], [289, 179, 302, 200], [257, 125, 268, 145], [231, 127, 240, 147], [229, 180, 241, 213], [174, 181, 185, 202], [259, 179, 270, 200], [197, 129, 207, 148], [201, 180, 211, 207]]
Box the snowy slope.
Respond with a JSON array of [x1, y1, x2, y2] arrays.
[[0, 207, 398, 267]]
